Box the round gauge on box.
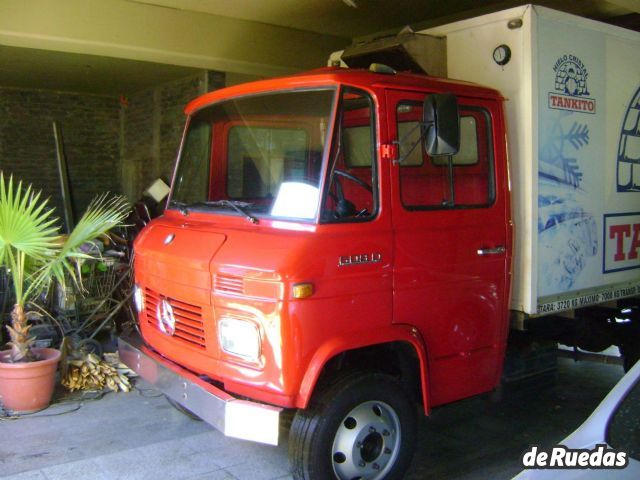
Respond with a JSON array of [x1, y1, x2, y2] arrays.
[[493, 44, 511, 66]]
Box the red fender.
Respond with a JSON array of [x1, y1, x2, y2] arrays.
[[295, 324, 431, 414]]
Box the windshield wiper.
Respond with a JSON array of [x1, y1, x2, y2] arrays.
[[201, 200, 259, 224], [168, 199, 259, 224]]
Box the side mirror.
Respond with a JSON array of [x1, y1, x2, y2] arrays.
[[423, 93, 460, 156]]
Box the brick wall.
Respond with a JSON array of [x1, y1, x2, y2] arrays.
[[120, 88, 154, 201], [0, 88, 121, 226], [0, 70, 226, 222], [122, 71, 225, 199]]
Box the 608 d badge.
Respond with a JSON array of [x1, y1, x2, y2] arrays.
[[338, 253, 382, 267]]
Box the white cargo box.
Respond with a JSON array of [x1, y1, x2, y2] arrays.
[[421, 5, 640, 315]]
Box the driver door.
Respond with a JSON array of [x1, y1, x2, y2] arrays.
[[387, 88, 512, 406]]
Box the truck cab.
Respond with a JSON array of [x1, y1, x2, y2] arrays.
[[121, 66, 511, 480], [120, 6, 640, 478]]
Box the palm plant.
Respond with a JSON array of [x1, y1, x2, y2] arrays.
[[0, 173, 129, 363]]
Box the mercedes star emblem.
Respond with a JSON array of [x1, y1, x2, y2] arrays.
[[157, 298, 176, 336]]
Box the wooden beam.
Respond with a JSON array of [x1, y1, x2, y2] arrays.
[[605, 0, 640, 14], [0, 0, 347, 76]]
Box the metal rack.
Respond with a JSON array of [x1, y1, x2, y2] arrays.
[[48, 257, 133, 353]]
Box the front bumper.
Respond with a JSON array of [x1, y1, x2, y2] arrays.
[[118, 332, 281, 445]]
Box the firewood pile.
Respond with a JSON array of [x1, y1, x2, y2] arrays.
[[61, 352, 133, 393]]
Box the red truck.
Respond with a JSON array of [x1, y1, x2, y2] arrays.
[[120, 6, 640, 480]]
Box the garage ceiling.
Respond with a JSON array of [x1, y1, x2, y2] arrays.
[[0, 0, 638, 96], [130, 0, 640, 38], [0, 45, 201, 95]]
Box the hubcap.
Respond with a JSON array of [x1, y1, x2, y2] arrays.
[[331, 401, 401, 480]]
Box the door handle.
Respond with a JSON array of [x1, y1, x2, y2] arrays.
[[477, 246, 506, 256]]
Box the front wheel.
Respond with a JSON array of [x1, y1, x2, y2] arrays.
[[289, 372, 417, 480]]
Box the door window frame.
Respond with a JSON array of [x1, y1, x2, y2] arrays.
[[394, 97, 496, 211]]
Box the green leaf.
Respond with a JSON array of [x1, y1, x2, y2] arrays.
[[0, 172, 130, 360]]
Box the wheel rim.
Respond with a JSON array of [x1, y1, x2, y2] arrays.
[[331, 400, 401, 480]]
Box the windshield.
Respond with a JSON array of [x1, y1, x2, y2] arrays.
[[170, 89, 336, 221]]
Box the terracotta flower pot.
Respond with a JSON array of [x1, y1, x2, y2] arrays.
[[0, 348, 61, 414]]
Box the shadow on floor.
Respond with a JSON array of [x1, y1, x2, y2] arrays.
[[0, 358, 624, 480]]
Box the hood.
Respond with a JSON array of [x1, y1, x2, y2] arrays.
[[134, 222, 227, 292]]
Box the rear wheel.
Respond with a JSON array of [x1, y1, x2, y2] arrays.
[[289, 372, 417, 480]]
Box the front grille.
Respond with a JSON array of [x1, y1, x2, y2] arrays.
[[214, 274, 244, 295], [144, 288, 206, 349]]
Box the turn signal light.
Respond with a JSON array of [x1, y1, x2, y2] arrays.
[[133, 284, 145, 312], [292, 283, 314, 299]]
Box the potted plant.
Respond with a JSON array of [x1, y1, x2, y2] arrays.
[[0, 173, 129, 413]]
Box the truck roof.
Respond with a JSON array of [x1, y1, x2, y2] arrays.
[[185, 66, 504, 115]]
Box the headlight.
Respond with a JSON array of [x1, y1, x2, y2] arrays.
[[133, 284, 145, 312], [218, 317, 261, 362]]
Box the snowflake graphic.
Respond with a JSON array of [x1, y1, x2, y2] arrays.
[[540, 113, 589, 188], [538, 113, 598, 294]]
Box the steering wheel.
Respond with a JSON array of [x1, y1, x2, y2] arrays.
[[329, 170, 372, 218], [333, 169, 372, 192]]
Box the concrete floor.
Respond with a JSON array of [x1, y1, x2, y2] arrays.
[[0, 357, 625, 480]]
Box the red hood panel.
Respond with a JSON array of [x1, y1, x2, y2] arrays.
[[135, 224, 226, 291]]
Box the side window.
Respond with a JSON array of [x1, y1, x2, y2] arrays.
[[321, 89, 377, 222], [173, 120, 211, 204], [343, 125, 372, 168], [397, 101, 494, 209]]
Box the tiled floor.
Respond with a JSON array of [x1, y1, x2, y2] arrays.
[[0, 357, 624, 480]]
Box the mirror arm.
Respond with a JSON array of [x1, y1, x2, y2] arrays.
[[447, 156, 455, 206]]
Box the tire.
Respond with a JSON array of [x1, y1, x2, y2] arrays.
[[165, 395, 202, 421], [289, 372, 417, 480]]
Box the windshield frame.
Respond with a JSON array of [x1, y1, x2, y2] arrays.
[[166, 85, 341, 224], [320, 85, 379, 224]]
